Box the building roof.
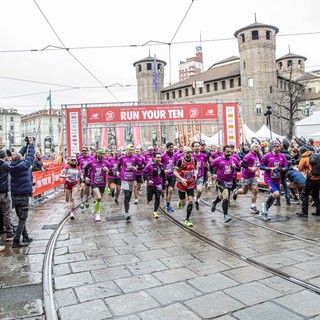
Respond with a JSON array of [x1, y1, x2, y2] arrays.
[[133, 56, 167, 67], [296, 72, 320, 81], [162, 60, 240, 91], [234, 21, 279, 38], [276, 53, 307, 62], [209, 56, 239, 69]]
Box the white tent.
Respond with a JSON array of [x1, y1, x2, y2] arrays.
[[254, 124, 286, 141], [309, 131, 320, 140], [295, 111, 320, 138], [194, 132, 222, 145], [242, 123, 256, 139]]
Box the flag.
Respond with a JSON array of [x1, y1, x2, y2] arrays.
[[153, 55, 158, 93], [47, 90, 52, 115]]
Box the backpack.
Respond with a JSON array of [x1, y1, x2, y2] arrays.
[[310, 153, 320, 176]]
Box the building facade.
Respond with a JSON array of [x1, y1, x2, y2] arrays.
[[179, 46, 204, 82]]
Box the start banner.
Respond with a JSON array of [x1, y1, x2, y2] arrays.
[[32, 165, 63, 197], [86, 103, 218, 124]]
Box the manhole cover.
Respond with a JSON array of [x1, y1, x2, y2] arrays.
[[42, 224, 58, 230]]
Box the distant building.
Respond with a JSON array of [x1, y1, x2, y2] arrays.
[[21, 109, 62, 154], [0, 107, 22, 150], [179, 46, 204, 82]]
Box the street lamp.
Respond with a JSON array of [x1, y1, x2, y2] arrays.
[[264, 105, 273, 140]]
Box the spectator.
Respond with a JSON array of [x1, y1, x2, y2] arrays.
[[9, 137, 35, 248], [32, 152, 45, 172]]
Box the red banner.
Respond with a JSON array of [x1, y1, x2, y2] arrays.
[[66, 108, 83, 155], [86, 103, 218, 124], [131, 126, 142, 147], [100, 127, 108, 148], [222, 103, 239, 147], [32, 165, 63, 196], [115, 127, 124, 149]]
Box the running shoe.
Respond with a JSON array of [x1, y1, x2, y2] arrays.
[[94, 213, 101, 222], [184, 219, 193, 227], [125, 213, 131, 221], [85, 201, 90, 208], [224, 214, 232, 223], [232, 189, 238, 201], [153, 211, 159, 219], [0, 245, 5, 252], [80, 203, 85, 209], [291, 199, 300, 204], [177, 200, 182, 209], [260, 203, 270, 221], [249, 207, 260, 214], [70, 212, 75, 220], [166, 205, 174, 213], [195, 201, 199, 210], [134, 199, 138, 204], [114, 199, 119, 205], [211, 201, 216, 213]]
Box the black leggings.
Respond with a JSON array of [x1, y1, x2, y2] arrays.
[[124, 190, 132, 213]]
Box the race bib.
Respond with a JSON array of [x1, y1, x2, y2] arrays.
[[124, 172, 134, 180]]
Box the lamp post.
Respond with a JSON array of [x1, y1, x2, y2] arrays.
[[264, 106, 272, 140]]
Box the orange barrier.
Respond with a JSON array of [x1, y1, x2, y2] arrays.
[[32, 164, 63, 197]]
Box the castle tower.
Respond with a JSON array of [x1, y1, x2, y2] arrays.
[[133, 56, 166, 102], [277, 52, 307, 81], [234, 21, 279, 132]]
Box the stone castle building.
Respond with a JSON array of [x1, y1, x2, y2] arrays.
[[134, 20, 320, 145]]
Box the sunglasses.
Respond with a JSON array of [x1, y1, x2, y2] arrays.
[[82, 149, 88, 152], [70, 159, 77, 161]]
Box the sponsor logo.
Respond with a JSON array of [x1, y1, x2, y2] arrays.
[[190, 108, 199, 118], [90, 113, 100, 120], [105, 111, 115, 121], [205, 109, 215, 116]]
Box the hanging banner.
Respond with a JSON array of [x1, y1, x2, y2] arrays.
[[222, 103, 239, 147], [66, 108, 83, 155], [131, 126, 142, 147], [86, 103, 218, 124], [100, 127, 108, 148], [115, 127, 124, 149], [185, 121, 193, 146]]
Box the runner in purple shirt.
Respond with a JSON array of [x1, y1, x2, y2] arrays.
[[210, 145, 241, 223], [76, 146, 94, 209], [84, 149, 110, 222], [192, 141, 209, 210], [133, 147, 146, 204], [108, 150, 121, 205], [144, 146, 155, 164], [232, 143, 261, 214], [118, 144, 141, 221], [259, 140, 288, 221], [143, 153, 168, 219], [161, 142, 176, 213]]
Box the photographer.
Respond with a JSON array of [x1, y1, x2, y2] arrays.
[[9, 137, 35, 248]]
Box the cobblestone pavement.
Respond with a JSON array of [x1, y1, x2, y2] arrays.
[[2, 188, 320, 319]]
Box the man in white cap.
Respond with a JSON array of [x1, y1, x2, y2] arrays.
[[232, 143, 261, 214]]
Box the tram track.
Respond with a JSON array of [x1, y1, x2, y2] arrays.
[[158, 200, 320, 296]]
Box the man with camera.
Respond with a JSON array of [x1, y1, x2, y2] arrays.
[[9, 137, 35, 248]]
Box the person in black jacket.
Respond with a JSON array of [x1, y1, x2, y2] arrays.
[[9, 138, 35, 248]]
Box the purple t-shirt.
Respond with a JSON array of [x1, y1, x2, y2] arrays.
[[119, 154, 140, 182], [108, 156, 120, 179], [144, 152, 154, 165], [241, 151, 260, 179], [174, 152, 184, 162], [211, 156, 240, 182], [161, 152, 176, 177], [143, 162, 164, 187], [210, 151, 223, 161], [192, 152, 208, 178], [85, 158, 110, 187], [135, 155, 145, 176], [76, 154, 94, 173], [260, 152, 288, 185]]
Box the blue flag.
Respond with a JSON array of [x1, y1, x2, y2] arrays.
[[153, 56, 158, 93]]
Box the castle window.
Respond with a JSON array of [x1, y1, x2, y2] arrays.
[[222, 81, 226, 90], [280, 81, 283, 89], [243, 61, 246, 69], [206, 84, 210, 93], [270, 86, 273, 93], [10, 125, 14, 131], [172, 91, 176, 99], [137, 64, 141, 72], [147, 63, 152, 70], [266, 30, 271, 40], [238, 78, 241, 86], [240, 33, 245, 42], [192, 88, 196, 95], [214, 82, 218, 91], [199, 87, 203, 94], [166, 92, 170, 100], [157, 63, 161, 71], [230, 79, 234, 88], [298, 60, 302, 68], [256, 104, 262, 114], [284, 82, 287, 90], [185, 88, 189, 97], [10, 116, 14, 122], [278, 62, 283, 70], [287, 60, 292, 68], [248, 78, 253, 87], [252, 30, 259, 40], [178, 90, 182, 98]]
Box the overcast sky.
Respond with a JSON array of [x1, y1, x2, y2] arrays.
[[0, 0, 319, 114]]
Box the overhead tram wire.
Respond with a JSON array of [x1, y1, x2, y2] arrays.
[[33, 0, 119, 102]]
